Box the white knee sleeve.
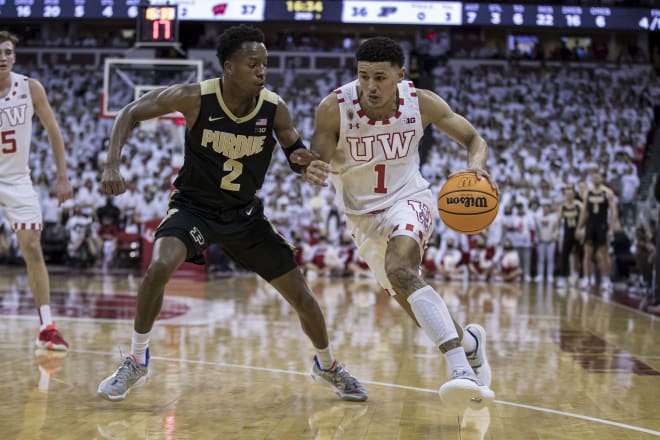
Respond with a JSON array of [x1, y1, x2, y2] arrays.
[[407, 286, 459, 346]]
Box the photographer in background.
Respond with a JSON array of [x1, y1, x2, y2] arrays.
[[65, 205, 99, 268]]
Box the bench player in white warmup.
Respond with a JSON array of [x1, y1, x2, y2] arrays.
[[0, 31, 73, 350], [304, 37, 496, 407]]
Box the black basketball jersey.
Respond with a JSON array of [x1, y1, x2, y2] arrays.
[[173, 79, 279, 210], [561, 203, 580, 232], [585, 189, 609, 223]]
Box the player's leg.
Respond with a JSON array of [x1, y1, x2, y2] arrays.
[[594, 224, 612, 290], [384, 235, 493, 406], [4, 179, 68, 351], [382, 192, 493, 406], [16, 229, 68, 351], [270, 267, 329, 351], [581, 237, 594, 289], [269, 268, 367, 401], [98, 207, 194, 401], [224, 205, 366, 401], [547, 241, 556, 283], [535, 242, 546, 282]]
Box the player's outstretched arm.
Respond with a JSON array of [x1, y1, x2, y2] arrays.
[[30, 78, 73, 206], [101, 84, 199, 195], [305, 93, 340, 187], [273, 97, 318, 172], [418, 89, 497, 192]]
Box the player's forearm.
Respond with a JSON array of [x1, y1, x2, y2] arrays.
[[466, 135, 488, 169], [105, 108, 135, 169], [48, 132, 69, 179]]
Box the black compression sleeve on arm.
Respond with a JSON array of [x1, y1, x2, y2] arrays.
[[283, 138, 307, 174]]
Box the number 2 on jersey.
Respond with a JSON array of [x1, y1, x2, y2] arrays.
[[220, 158, 242, 191], [374, 163, 387, 194]]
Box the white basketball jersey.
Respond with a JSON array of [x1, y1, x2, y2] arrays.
[[0, 72, 33, 180], [331, 79, 428, 215]]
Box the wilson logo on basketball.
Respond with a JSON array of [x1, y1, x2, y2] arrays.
[[445, 196, 488, 208]]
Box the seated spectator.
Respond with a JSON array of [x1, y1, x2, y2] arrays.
[[611, 229, 635, 283], [96, 196, 121, 228], [493, 239, 523, 283], [66, 206, 99, 268], [631, 226, 654, 293], [97, 214, 120, 269], [435, 236, 467, 281], [468, 236, 496, 281], [305, 235, 343, 278]]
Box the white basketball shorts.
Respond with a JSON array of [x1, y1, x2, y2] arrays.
[[345, 189, 434, 295], [0, 175, 43, 231]]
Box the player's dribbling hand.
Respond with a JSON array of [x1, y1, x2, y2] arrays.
[[100, 168, 127, 195], [303, 159, 337, 187], [450, 168, 499, 195]]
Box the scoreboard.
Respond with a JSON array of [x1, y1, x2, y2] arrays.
[[0, 0, 657, 31], [463, 3, 660, 31]]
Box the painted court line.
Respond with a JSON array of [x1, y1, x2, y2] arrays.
[[67, 348, 660, 437]]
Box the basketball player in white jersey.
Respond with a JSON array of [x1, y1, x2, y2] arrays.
[[304, 37, 496, 407], [0, 32, 73, 350]]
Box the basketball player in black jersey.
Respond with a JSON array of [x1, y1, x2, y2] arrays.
[[576, 170, 620, 291], [97, 25, 366, 402], [556, 185, 583, 287]]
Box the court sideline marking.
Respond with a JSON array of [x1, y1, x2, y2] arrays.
[[59, 347, 660, 437]]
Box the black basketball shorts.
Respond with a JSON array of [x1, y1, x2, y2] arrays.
[[584, 221, 608, 247], [154, 197, 297, 281]]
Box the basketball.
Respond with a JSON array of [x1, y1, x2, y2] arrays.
[[437, 172, 499, 234]]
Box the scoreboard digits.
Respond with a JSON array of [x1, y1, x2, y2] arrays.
[[136, 5, 179, 44], [463, 3, 657, 30], [0, 0, 656, 31]]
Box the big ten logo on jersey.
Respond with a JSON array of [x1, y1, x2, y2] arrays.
[[403, 117, 416, 124], [347, 131, 415, 161], [201, 130, 265, 159]]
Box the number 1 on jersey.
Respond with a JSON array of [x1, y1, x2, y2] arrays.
[[374, 164, 387, 194]]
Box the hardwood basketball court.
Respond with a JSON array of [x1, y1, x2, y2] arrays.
[[1, 267, 659, 439]]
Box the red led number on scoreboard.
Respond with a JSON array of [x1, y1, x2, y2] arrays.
[[152, 20, 171, 40]]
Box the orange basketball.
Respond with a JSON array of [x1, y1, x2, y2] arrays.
[[437, 172, 499, 234]]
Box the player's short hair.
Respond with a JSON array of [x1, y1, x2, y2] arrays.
[[216, 25, 264, 65], [0, 31, 19, 47], [356, 37, 404, 68]]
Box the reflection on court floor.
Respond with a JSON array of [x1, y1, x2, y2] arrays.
[[0, 267, 659, 439]]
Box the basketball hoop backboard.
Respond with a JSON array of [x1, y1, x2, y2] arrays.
[[102, 58, 203, 119]]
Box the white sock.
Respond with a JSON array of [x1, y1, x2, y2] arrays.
[[39, 305, 53, 330], [131, 330, 151, 365], [315, 345, 335, 370], [462, 329, 477, 355], [445, 347, 473, 373]]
